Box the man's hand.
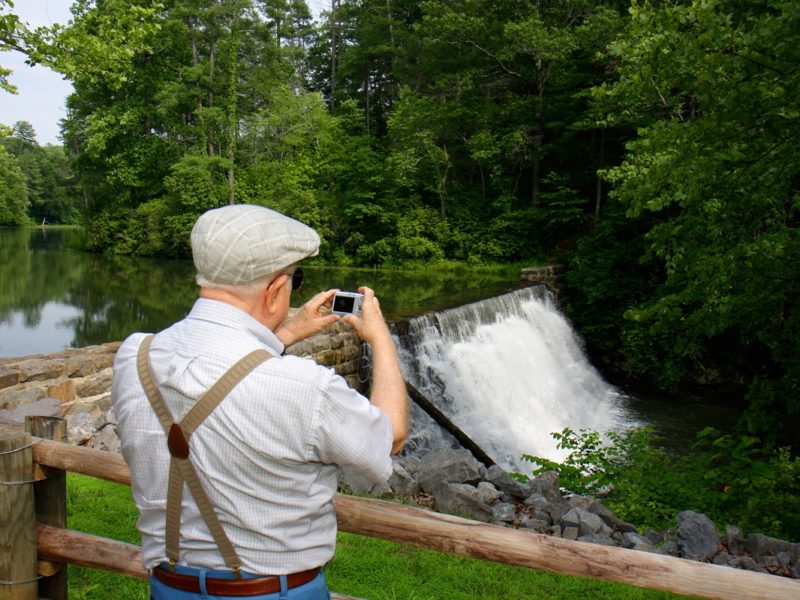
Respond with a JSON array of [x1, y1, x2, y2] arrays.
[[341, 287, 392, 345], [276, 289, 340, 348]]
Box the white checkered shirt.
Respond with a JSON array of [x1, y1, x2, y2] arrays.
[[112, 298, 392, 574]]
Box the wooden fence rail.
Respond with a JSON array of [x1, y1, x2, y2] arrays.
[[6, 434, 800, 600]]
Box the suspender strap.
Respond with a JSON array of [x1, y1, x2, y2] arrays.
[[136, 335, 271, 575]]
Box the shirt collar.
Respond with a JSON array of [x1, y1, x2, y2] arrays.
[[187, 297, 285, 355]]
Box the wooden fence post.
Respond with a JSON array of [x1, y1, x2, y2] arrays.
[[0, 429, 38, 600], [26, 416, 68, 600]]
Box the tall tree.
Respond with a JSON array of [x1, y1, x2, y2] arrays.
[[591, 0, 800, 443], [0, 141, 28, 225]]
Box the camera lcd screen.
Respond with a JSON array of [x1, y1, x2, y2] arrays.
[[333, 295, 356, 313]]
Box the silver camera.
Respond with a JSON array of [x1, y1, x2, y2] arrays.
[[332, 291, 364, 316]]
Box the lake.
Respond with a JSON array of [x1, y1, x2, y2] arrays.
[[0, 227, 526, 357]]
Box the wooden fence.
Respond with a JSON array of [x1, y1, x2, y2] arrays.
[[2, 420, 799, 600]]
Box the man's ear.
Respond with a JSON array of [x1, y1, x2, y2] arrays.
[[263, 274, 288, 314]]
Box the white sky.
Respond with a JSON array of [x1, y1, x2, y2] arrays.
[[0, 0, 74, 145], [0, 0, 329, 146]]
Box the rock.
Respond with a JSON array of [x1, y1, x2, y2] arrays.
[[524, 493, 549, 512], [645, 529, 665, 545], [567, 494, 593, 510], [388, 461, 420, 497], [0, 397, 61, 425], [94, 424, 121, 453], [491, 502, 517, 523], [746, 533, 795, 563], [476, 481, 502, 505], [0, 366, 19, 389], [338, 465, 391, 496], [520, 517, 550, 532], [485, 464, 528, 500], [589, 501, 639, 534], [578, 533, 615, 546], [0, 386, 47, 410], [525, 470, 561, 504], [562, 526, 579, 540], [415, 448, 483, 493], [725, 525, 745, 556], [76, 369, 113, 397], [46, 379, 77, 402], [15, 359, 65, 383], [726, 555, 769, 573], [660, 540, 680, 556], [676, 510, 720, 561], [67, 412, 95, 445], [433, 482, 493, 522], [395, 455, 421, 476], [562, 507, 612, 538], [622, 532, 655, 552]]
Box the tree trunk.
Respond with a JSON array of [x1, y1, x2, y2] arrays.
[[227, 15, 240, 205], [330, 0, 338, 106], [594, 128, 605, 221]]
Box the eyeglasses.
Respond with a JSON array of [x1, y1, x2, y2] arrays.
[[291, 267, 304, 291]]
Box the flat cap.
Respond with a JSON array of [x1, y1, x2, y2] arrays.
[[191, 204, 319, 285]]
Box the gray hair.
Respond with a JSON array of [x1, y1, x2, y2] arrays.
[[195, 265, 294, 299]]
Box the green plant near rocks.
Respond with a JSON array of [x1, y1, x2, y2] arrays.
[[517, 426, 800, 541]]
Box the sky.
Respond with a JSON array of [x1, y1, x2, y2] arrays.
[[0, 0, 74, 145], [0, 0, 329, 146]]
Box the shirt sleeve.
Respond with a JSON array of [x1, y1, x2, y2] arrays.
[[311, 370, 393, 484]]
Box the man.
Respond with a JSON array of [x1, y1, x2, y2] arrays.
[[112, 204, 408, 599]]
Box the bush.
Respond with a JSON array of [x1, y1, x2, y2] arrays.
[[517, 426, 800, 541]]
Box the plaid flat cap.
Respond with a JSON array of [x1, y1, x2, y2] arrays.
[[190, 204, 320, 284]]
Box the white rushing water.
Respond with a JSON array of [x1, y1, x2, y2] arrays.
[[395, 285, 635, 471]]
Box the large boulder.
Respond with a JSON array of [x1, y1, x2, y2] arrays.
[[676, 510, 720, 561], [414, 448, 483, 494], [433, 482, 493, 523]]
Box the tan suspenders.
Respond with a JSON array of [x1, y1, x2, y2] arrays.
[[136, 334, 272, 576]]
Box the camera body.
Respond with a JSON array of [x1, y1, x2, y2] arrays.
[[332, 291, 364, 316]]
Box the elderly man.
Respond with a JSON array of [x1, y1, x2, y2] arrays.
[[112, 204, 408, 599]]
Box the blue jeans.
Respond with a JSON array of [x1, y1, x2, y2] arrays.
[[149, 564, 331, 600]]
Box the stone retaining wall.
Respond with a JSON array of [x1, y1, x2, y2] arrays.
[[520, 265, 564, 292], [0, 319, 365, 448]]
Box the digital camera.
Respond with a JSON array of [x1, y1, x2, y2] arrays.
[[332, 291, 364, 316]]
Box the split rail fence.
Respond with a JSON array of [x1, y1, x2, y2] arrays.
[[2, 418, 799, 600]]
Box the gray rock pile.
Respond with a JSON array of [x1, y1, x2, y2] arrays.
[[340, 447, 800, 580]]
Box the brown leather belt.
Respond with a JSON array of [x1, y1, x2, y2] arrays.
[[152, 566, 320, 596]]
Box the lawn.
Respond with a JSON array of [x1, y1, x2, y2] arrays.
[[65, 473, 697, 599]]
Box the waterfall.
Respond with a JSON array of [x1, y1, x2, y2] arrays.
[[394, 285, 635, 472]]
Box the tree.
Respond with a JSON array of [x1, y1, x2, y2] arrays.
[[0, 143, 28, 225], [592, 0, 800, 444], [12, 120, 36, 144]]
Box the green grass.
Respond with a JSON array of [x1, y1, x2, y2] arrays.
[[65, 473, 698, 600]]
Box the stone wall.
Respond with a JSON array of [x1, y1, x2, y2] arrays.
[[520, 265, 564, 292], [0, 319, 366, 448]]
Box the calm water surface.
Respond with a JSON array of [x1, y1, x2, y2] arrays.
[[0, 227, 526, 357], [0, 227, 739, 449]]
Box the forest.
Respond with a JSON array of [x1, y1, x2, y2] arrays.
[[1, 1, 799, 538]]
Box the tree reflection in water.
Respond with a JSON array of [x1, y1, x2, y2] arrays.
[[0, 228, 523, 356]]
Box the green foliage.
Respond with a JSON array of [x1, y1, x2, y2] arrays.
[[0, 143, 29, 224], [518, 427, 800, 540], [560, 0, 800, 446], [1, 125, 81, 224]]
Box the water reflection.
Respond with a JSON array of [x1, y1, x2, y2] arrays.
[[0, 227, 524, 357]]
